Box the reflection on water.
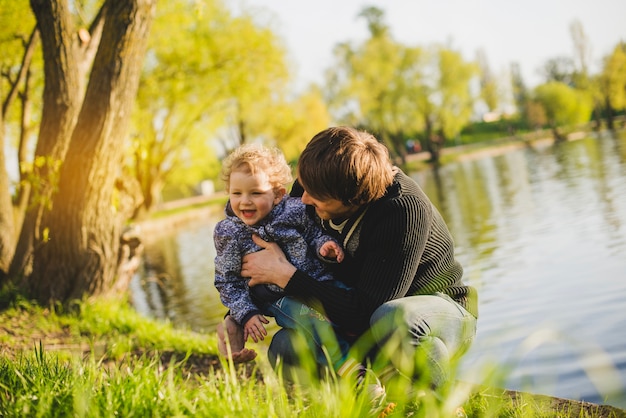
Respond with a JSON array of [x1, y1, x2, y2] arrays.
[[133, 132, 626, 408], [130, 220, 225, 333]]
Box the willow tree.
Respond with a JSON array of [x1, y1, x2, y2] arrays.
[[597, 42, 626, 132], [130, 0, 291, 216], [325, 7, 476, 164], [11, 0, 155, 303], [325, 6, 424, 162], [409, 46, 476, 163], [436, 48, 477, 140], [263, 87, 332, 164], [533, 81, 593, 141]]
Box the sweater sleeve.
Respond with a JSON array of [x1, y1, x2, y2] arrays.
[[213, 221, 261, 325], [284, 196, 432, 334]]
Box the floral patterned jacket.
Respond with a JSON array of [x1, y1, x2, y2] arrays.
[[213, 196, 339, 325]]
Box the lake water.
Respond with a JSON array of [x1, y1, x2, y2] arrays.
[[131, 132, 626, 409]]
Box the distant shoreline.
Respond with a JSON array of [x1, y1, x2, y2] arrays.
[[138, 129, 588, 234]]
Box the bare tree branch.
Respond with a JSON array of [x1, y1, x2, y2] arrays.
[[2, 27, 39, 117]]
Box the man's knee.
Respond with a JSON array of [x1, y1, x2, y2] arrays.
[[370, 300, 412, 343], [268, 328, 298, 367]]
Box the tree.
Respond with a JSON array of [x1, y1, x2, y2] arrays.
[[325, 7, 476, 164], [570, 19, 593, 81], [596, 42, 626, 131], [208, 11, 290, 151], [476, 48, 499, 113], [533, 81, 593, 141], [9, 0, 155, 304], [525, 100, 547, 130], [5, 0, 94, 282], [510, 62, 530, 122], [0, 0, 39, 278], [261, 87, 331, 164], [129, 0, 290, 216], [568, 19, 605, 130], [325, 7, 426, 162], [436, 48, 477, 141], [412, 46, 476, 163], [539, 56, 576, 85]]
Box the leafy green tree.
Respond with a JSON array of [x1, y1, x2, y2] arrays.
[[533, 81, 593, 141], [596, 42, 626, 131], [436, 48, 477, 141], [261, 87, 331, 164], [325, 7, 476, 164], [325, 7, 421, 162], [568, 19, 605, 129], [129, 0, 290, 216], [535, 21, 603, 131], [410, 46, 476, 163], [218, 18, 290, 148], [526, 100, 547, 130]]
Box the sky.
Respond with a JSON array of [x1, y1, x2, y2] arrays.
[[239, 0, 626, 91]]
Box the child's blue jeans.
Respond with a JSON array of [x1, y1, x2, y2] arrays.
[[261, 296, 351, 372]]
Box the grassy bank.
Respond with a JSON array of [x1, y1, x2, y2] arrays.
[[1, 288, 624, 417], [62, 128, 625, 417]]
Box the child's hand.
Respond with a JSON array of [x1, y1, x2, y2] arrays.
[[320, 241, 345, 263], [244, 314, 269, 343]]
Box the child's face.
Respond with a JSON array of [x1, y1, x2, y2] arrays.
[[229, 169, 283, 226]]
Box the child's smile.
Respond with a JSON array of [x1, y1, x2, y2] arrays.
[[228, 169, 283, 226]]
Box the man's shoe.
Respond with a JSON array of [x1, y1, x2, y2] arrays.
[[356, 368, 396, 417]]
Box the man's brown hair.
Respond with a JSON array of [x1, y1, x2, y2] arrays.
[[297, 126, 394, 206]]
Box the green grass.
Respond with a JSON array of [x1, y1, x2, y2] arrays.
[[1, 288, 623, 417]]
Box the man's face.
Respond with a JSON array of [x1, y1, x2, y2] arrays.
[[301, 190, 358, 221]]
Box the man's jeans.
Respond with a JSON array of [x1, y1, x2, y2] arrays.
[[267, 293, 477, 387]]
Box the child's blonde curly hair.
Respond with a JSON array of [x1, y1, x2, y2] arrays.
[[221, 143, 293, 191]]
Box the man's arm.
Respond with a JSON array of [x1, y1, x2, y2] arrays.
[[285, 199, 431, 333]]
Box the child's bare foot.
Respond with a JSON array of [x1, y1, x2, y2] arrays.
[[217, 315, 257, 363]]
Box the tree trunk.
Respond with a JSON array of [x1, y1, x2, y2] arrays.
[[10, 0, 83, 280], [605, 98, 615, 132], [27, 0, 155, 303], [0, 28, 41, 280], [13, 68, 36, 231], [133, 144, 161, 219], [423, 117, 442, 165], [551, 125, 566, 142], [383, 131, 408, 165], [0, 117, 14, 279]]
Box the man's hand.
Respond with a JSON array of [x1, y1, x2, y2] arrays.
[[242, 234, 297, 288]]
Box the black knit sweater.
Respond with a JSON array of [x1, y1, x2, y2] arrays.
[[285, 169, 478, 335]]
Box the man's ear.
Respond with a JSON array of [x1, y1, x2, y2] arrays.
[[274, 187, 286, 204]]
